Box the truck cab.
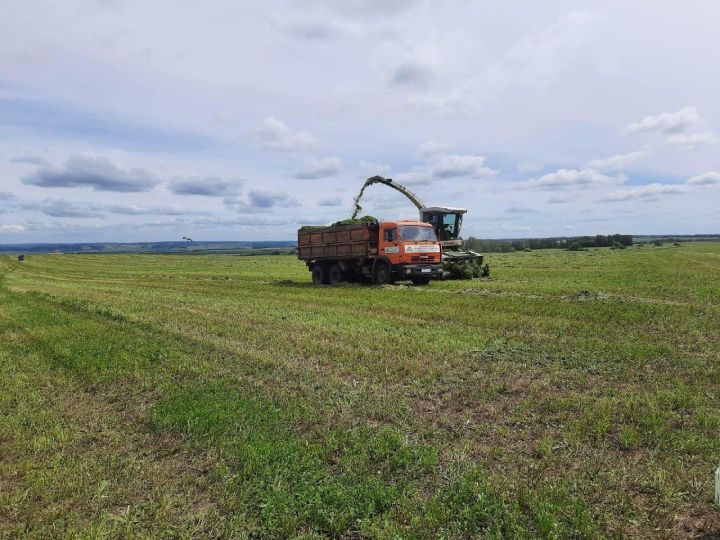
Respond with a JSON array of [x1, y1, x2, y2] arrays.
[[376, 220, 443, 284]]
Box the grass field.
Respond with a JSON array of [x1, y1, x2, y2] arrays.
[[1, 244, 719, 539]]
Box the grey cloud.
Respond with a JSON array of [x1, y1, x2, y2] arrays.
[[390, 62, 433, 88], [274, 14, 362, 40], [253, 117, 319, 152], [249, 190, 300, 208], [144, 216, 295, 229], [169, 176, 242, 196], [22, 155, 159, 192], [24, 198, 103, 218], [294, 156, 341, 179], [314, 0, 421, 17], [318, 196, 343, 206], [0, 192, 16, 200], [506, 207, 539, 214], [10, 154, 49, 166], [686, 172, 720, 186], [226, 190, 300, 211], [107, 204, 188, 215]]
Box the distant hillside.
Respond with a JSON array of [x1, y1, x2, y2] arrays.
[[0, 241, 297, 255]]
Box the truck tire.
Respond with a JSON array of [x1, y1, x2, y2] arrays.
[[373, 262, 392, 285], [412, 276, 431, 285], [311, 264, 327, 285], [328, 264, 343, 285]]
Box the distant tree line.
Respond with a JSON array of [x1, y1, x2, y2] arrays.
[[464, 234, 633, 253]]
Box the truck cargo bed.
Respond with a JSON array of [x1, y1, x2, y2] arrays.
[[298, 222, 377, 260]]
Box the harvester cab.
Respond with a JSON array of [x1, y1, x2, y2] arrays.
[[421, 207, 466, 247]]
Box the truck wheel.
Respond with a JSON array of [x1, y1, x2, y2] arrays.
[[412, 276, 431, 285], [373, 263, 392, 285], [328, 264, 343, 285], [311, 264, 327, 285]]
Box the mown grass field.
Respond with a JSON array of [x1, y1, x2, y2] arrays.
[[1, 244, 719, 539]]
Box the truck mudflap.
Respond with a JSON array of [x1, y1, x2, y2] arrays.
[[393, 264, 444, 279]]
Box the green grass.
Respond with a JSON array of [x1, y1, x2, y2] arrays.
[[1, 244, 719, 538]]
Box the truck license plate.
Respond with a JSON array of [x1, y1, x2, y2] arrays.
[[421, 268, 431, 273]]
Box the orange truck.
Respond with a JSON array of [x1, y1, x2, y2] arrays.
[[297, 219, 443, 285]]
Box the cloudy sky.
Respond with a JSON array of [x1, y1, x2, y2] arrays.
[[1, 0, 719, 243]]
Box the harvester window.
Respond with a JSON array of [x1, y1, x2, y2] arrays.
[[384, 229, 397, 242], [442, 214, 458, 239]]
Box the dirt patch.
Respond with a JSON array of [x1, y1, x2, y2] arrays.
[[672, 511, 720, 539]]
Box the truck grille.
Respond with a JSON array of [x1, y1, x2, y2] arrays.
[[411, 255, 439, 263]]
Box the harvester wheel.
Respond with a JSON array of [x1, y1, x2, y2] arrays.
[[328, 264, 343, 285], [373, 263, 392, 285], [311, 264, 327, 285]]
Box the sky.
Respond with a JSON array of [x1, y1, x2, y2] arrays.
[[1, 0, 719, 243]]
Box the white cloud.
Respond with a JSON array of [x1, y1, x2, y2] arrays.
[[602, 183, 687, 202], [0, 224, 26, 233], [666, 131, 719, 150], [412, 11, 602, 109], [252, 117, 319, 152], [358, 160, 390, 177], [625, 106, 699, 134], [517, 162, 542, 174], [418, 141, 451, 158], [523, 168, 624, 190], [586, 147, 651, 172], [396, 153, 497, 185], [294, 156, 342, 179], [686, 172, 720, 186], [431, 154, 497, 178]]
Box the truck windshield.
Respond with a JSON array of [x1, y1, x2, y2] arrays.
[[399, 226, 437, 242]]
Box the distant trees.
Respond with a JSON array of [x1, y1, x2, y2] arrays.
[[464, 234, 633, 253]]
